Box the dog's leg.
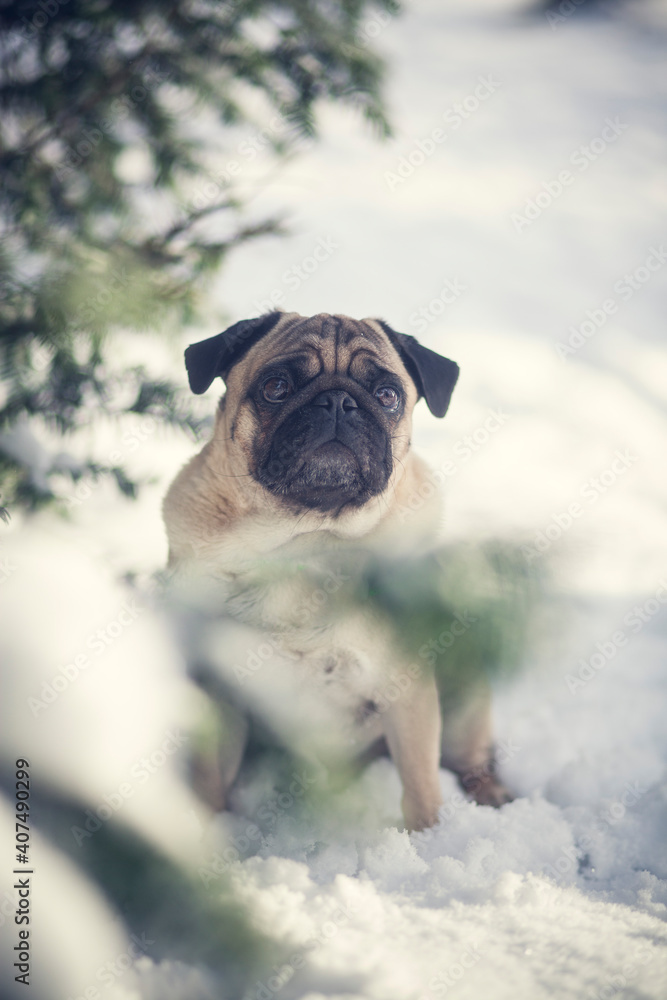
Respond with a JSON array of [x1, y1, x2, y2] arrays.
[[382, 672, 443, 831], [439, 681, 513, 807]]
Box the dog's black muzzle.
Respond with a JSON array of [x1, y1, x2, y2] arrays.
[[255, 383, 393, 512]]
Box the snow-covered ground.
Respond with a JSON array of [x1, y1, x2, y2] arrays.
[[2, 0, 667, 997]]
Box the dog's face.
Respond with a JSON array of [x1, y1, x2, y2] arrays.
[[247, 316, 406, 511], [184, 312, 459, 516]]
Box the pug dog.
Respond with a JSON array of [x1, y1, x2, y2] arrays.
[[163, 311, 511, 830]]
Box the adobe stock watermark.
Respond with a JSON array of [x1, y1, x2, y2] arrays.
[[73, 265, 133, 328], [543, 780, 648, 882], [251, 235, 339, 313], [233, 566, 350, 684], [418, 611, 478, 666], [396, 409, 511, 522], [64, 417, 156, 509], [188, 112, 302, 211], [65, 931, 155, 1000], [546, 0, 589, 30], [355, 7, 394, 47], [586, 945, 654, 1000], [521, 449, 638, 562], [31, 340, 55, 372], [27, 598, 145, 716], [197, 768, 319, 885], [359, 610, 477, 718], [408, 279, 468, 335], [0, 547, 17, 585], [70, 731, 189, 846], [14, 0, 67, 39], [564, 579, 667, 695], [54, 64, 171, 180], [555, 245, 667, 358], [420, 941, 487, 998], [511, 118, 628, 234], [384, 75, 502, 192], [249, 901, 357, 1000], [44, 263, 134, 334]]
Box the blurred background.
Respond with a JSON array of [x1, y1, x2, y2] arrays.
[[2, 0, 667, 998]]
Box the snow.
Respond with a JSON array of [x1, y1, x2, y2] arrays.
[[2, 0, 667, 998]]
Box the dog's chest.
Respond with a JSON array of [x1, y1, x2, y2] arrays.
[[225, 565, 388, 743]]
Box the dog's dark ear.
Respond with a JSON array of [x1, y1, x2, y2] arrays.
[[184, 312, 284, 394], [375, 320, 460, 418]]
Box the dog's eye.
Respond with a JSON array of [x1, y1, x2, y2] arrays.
[[262, 376, 291, 402], [375, 386, 400, 410]]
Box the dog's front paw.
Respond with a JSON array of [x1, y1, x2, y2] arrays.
[[402, 795, 442, 832], [462, 773, 514, 808]]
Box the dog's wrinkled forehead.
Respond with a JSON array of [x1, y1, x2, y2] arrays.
[[244, 312, 400, 378]]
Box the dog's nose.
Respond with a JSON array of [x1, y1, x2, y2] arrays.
[[310, 390, 358, 413]]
